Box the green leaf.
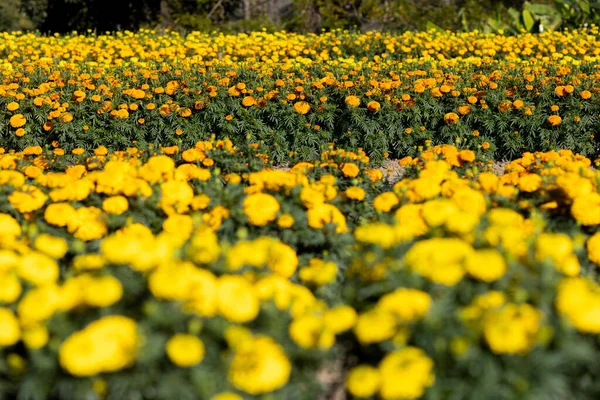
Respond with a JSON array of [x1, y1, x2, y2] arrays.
[[523, 9, 535, 32], [579, 0, 591, 13]]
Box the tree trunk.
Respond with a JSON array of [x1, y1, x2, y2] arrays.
[[244, 0, 251, 20]]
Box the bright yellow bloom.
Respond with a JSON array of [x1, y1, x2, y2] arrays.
[[166, 334, 205, 367]]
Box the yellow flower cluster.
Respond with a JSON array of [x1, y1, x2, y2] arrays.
[[1, 138, 600, 398]]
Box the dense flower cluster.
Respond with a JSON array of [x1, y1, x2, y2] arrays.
[[2, 28, 600, 160], [0, 138, 600, 399]]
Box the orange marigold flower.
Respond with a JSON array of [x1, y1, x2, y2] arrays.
[[341, 163, 360, 178], [15, 128, 26, 137], [161, 146, 179, 155], [444, 112, 459, 125], [581, 90, 592, 99], [345, 95, 361, 107], [95, 146, 108, 156], [547, 115, 562, 126], [9, 114, 26, 128], [367, 101, 381, 112], [294, 101, 310, 115], [457, 105, 470, 115], [242, 96, 256, 107], [60, 112, 74, 123]]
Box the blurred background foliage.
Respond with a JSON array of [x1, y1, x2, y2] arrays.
[[1, 0, 600, 33]]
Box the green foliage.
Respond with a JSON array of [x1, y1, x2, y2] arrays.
[[0, 0, 35, 31], [2, 0, 598, 33]]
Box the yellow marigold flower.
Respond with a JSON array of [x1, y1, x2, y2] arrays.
[[7, 101, 19, 111], [572, 193, 600, 225], [323, 305, 357, 334], [354, 309, 397, 344], [518, 174, 542, 192], [421, 198, 458, 227], [377, 288, 431, 322], [345, 95, 361, 107], [9, 114, 26, 128], [8, 185, 47, 213], [22, 324, 49, 349], [483, 304, 541, 354], [34, 234, 68, 259], [264, 239, 298, 278], [405, 237, 474, 285], [187, 225, 220, 265], [0, 213, 21, 239], [346, 186, 365, 201], [228, 336, 291, 395], [300, 186, 325, 208], [17, 285, 60, 326], [289, 315, 335, 349], [217, 275, 259, 323], [184, 268, 219, 318], [373, 192, 399, 212], [299, 258, 338, 286], [243, 192, 280, 226], [444, 112, 459, 124], [536, 233, 574, 267], [293, 101, 310, 114], [587, 232, 600, 265], [0, 274, 21, 303], [84, 275, 123, 307], [478, 171, 499, 192], [341, 162, 360, 177], [72, 254, 105, 271], [556, 277, 600, 333], [346, 365, 380, 398], [44, 203, 77, 227], [0, 307, 20, 346], [307, 203, 347, 233], [17, 252, 59, 286], [355, 222, 398, 248], [0, 170, 25, 188], [102, 196, 129, 215], [378, 347, 435, 400], [465, 248, 506, 282], [191, 194, 211, 210], [277, 213, 294, 228], [59, 315, 138, 377], [166, 333, 205, 367]]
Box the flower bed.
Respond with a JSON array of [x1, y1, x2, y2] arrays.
[[1, 139, 600, 399], [2, 29, 600, 161]]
